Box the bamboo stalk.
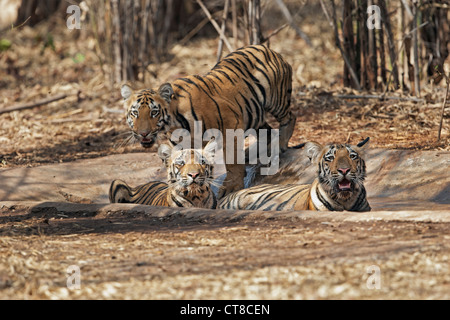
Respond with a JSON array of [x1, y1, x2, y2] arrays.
[[381, 22, 429, 98], [196, 0, 233, 52], [320, 0, 361, 90], [359, 0, 368, 90], [111, 0, 122, 84], [379, 0, 399, 89], [162, 0, 173, 60], [379, 17, 387, 85], [437, 73, 449, 141], [251, 0, 261, 45], [412, 2, 421, 97], [367, 0, 378, 90], [140, 0, 150, 79], [231, 0, 238, 48], [342, 0, 355, 88], [217, 0, 231, 62], [122, 1, 129, 81], [274, 0, 312, 47]]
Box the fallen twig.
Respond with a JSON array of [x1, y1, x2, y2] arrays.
[[335, 94, 424, 102], [47, 117, 92, 124], [0, 94, 68, 115]]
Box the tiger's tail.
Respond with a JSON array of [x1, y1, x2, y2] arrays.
[[109, 179, 133, 203]]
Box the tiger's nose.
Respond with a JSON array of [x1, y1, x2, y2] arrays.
[[338, 168, 350, 176], [139, 131, 150, 138], [188, 172, 199, 179]]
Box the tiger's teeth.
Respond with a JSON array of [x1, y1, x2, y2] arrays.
[[338, 179, 351, 190]]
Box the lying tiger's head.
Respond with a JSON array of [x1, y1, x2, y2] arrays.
[[158, 138, 217, 202], [121, 83, 174, 148], [305, 138, 369, 201]]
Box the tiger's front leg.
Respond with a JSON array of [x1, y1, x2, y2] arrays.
[[216, 119, 247, 198], [278, 111, 296, 152], [218, 163, 246, 198]]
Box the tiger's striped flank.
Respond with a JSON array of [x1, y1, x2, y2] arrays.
[[218, 139, 371, 212]]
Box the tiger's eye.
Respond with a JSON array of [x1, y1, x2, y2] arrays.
[[175, 160, 185, 167]]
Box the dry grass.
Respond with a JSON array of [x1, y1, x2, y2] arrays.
[[0, 6, 448, 169]]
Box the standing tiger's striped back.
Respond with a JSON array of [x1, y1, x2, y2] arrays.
[[121, 44, 295, 197], [218, 139, 371, 212]]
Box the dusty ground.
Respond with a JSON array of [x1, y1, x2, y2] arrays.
[[0, 204, 449, 300], [0, 3, 449, 300]]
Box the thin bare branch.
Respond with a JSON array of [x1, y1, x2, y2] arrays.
[[274, 0, 312, 47], [262, 23, 289, 44], [196, 0, 233, 52], [0, 94, 68, 115]]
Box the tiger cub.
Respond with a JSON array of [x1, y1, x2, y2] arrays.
[[120, 44, 294, 197], [218, 138, 371, 212], [109, 139, 217, 208]]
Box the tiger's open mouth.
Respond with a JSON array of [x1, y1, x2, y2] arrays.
[[338, 179, 352, 192], [140, 136, 156, 148]]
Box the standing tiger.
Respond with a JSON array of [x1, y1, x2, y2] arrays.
[[218, 138, 371, 212], [121, 45, 294, 197], [109, 139, 217, 208]]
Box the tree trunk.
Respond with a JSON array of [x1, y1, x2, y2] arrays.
[[342, 0, 357, 88], [16, 0, 62, 26], [359, 0, 369, 90], [367, 0, 378, 90], [379, 0, 399, 90]]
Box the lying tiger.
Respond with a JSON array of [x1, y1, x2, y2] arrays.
[[217, 138, 371, 212], [120, 44, 294, 197], [109, 139, 217, 208]]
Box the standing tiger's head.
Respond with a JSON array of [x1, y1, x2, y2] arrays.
[[121, 83, 174, 148], [305, 138, 370, 202], [158, 138, 218, 207]]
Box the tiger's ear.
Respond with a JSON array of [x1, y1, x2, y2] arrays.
[[158, 83, 174, 103], [355, 137, 370, 156], [121, 84, 133, 100], [203, 138, 217, 163], [304, 141, 323, 163], [158, 143, 173, 167], [356, 137, 370, 149]]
